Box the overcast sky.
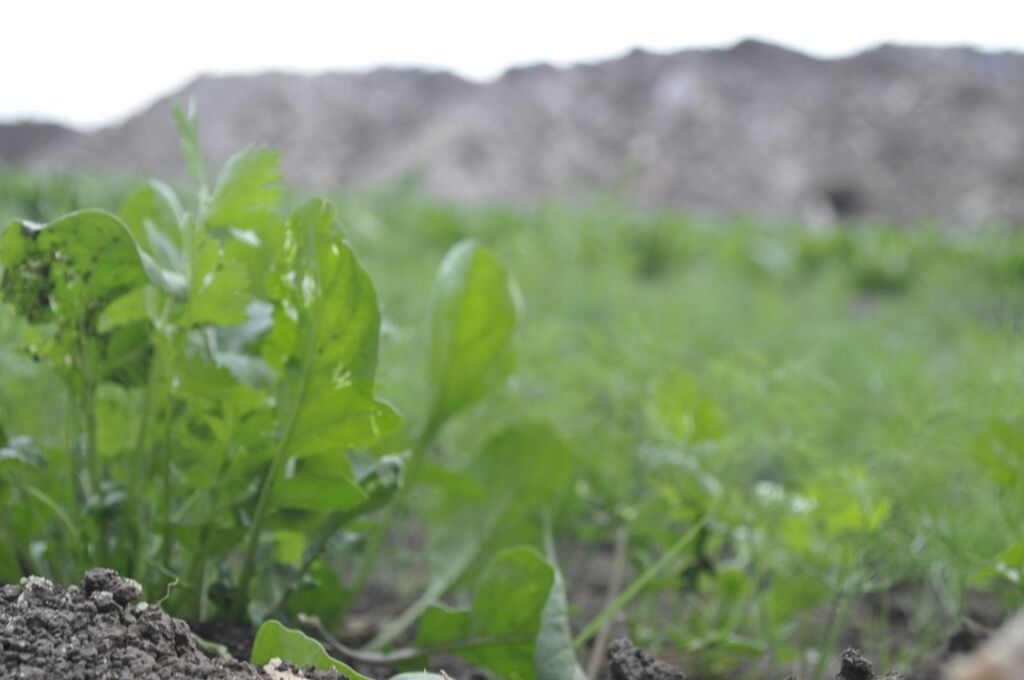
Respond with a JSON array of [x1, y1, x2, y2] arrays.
[[2, 0, 1021, 129]]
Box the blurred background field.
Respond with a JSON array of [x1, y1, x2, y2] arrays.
[[3, 167, 1024, 676]]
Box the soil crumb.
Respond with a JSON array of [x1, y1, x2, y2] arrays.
[[0, 569, 348, 679], [836, 648, 904, 680], [606, 638, 685, 680]]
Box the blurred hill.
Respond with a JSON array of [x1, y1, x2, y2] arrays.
[[4, 39, 1024, 226]]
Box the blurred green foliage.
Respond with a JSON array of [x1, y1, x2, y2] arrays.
[[4, 169, 1024, 677]]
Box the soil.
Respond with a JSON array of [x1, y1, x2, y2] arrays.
[[606, 638, 686, 680], [0, 569, 348, 679], [1, 566, 1016, 680], [834, 648, 902, 680]]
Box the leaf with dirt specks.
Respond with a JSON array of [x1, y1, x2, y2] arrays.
[[251, 620, 370, 680]]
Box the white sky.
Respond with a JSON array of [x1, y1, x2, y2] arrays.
[[2, 0, 1021, 129]]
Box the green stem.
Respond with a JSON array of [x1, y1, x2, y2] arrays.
[[342, 421, 437, 618], [80, 375, 107, 566], [232, 348, 315, 620], [160, 399, 174, 568], [811, 579, 854, 680], [573, 517, 708, 649], [182, 455, 234, 621]]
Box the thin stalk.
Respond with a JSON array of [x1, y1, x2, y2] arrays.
[[76, 331, 108, 565], [811, 584, 854, 680], [342, 420, 438, 617], [160, 400, 174, 568], [232, 326, 317, 619], [573, 517, 708, 649], [182, 454, 234, 620], [65, 390, 81, 527]]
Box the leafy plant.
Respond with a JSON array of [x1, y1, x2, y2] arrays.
[[0, 111, 400, 623]]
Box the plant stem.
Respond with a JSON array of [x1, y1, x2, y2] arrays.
[[811, 584, 853, 680], [232, 341, 315, 620], [342, 421, 437, 617], [573, 517, 708, 649]]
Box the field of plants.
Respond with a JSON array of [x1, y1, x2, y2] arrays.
[[2, 119, 1024, 679]]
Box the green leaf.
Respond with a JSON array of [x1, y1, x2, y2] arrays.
[[263, 198, 398, 456], [174, 103, 207, 186], [180, 237, 251, 326], [416, 546, 555, 680], [207, 147, 283, 232], [270, 475, 367, 512], [426, 240, 518, 428], [250, 620, 370, 680], [534, 561, 586, 680], [1, 211, 147, 329], [388, 675, 448, 680]]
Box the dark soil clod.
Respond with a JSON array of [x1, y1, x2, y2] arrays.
[[837, 648, 904, 680], [837, 648, 875, 680], [0, 571, 349, 679], [606, 638, 686, 680]]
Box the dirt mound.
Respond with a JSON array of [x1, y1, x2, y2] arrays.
[[0, 569, 347, 679], [5, 40, 1024, 226]]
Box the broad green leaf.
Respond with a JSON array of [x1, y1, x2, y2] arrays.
[[416, 546, 555, 680], [1, 211, 146, 329], [0, 212, 150, 385], [250, 620, 370, 680], [207, 147, 283, 232], [426, 240, 518, 428], [270, 475, 367, 512], [389, 675, 448, 680], [263, 199, 398, 457]]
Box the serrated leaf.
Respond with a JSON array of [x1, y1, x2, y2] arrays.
[[174, 103, 207, 185], [426, 240, 518, 429], [250, 620, 370, 680], [207, 147, 283, 232], [181, 237, 251, 326]]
